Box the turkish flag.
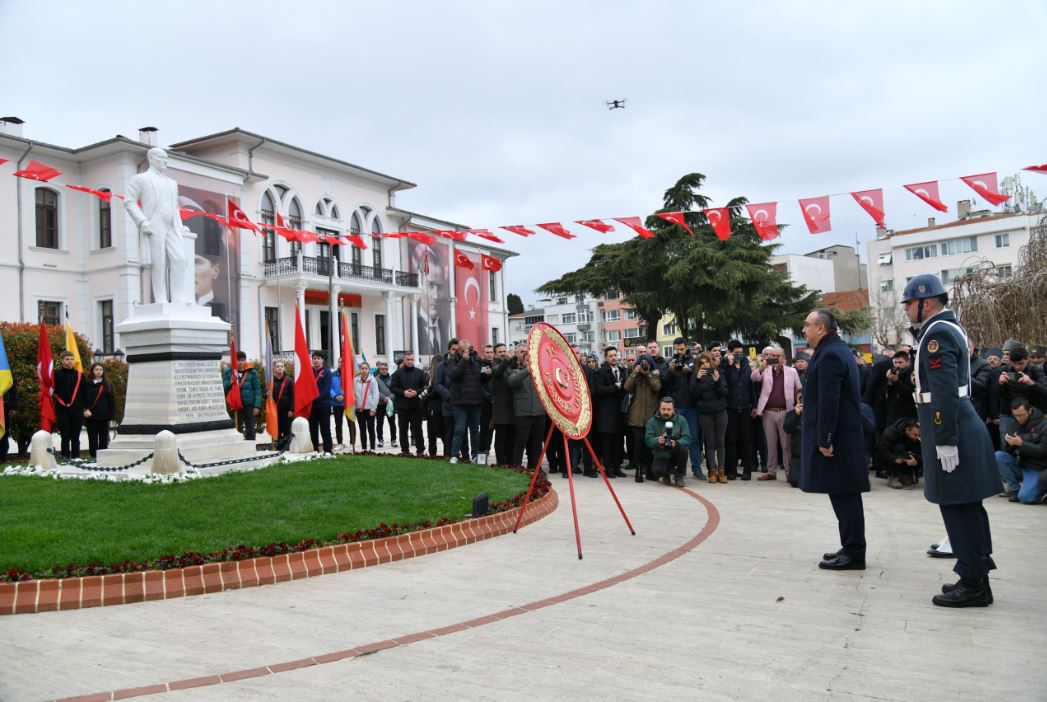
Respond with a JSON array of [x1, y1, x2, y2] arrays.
[[344, 234, 367, 249], [14, 160, 62, 182], [226, 337, 243, 412], [295, 229, 321, 243], [36, 323, 56, 432], [322, 234, 343, 246], [0, 158, 7, 166], [481, 254, 502, 272], [501, 225, 536, 237], [575, 219, 615, 233], [179, 208, 206, 221], [1023, 163, 1047, 175], [464, 229, 505, 244], [227, 199, 262, 234], [293, 305, 319, 418], [960, 172, 1010, 206], [655, 212, 695, 237], [66, 184, 112, 202], [850, 189, 885, 226], [455, 253, 489, 346], [454, 250, 476, 269], [405, 231, 436, 246], [436, 229, 468, 242], [798, 196, 832, 234], [903, 181, 949, 212], [537, 222, 576, 239], [614, 217, 654, 239], [745, 203, 779, 241], [703, 209, 730, 240]]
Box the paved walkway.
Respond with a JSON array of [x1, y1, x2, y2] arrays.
[[1, 466, 1045, 701]]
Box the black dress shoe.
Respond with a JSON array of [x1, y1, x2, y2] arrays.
[[933, 579, 992, 607], [927, 548, 956, 559], [818, 553, 866, 570], [726, 473, 738, 481], [614, 469, 627, 478], [740, 472, 752, 481], [583, 469, 598, 478], [822, 549, 843, 561], [942, 577, 993, 603]]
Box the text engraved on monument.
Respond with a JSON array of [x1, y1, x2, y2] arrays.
[[172, 361, 229, 421]]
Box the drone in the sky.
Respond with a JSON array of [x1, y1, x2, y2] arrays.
[[606, 99, 627, 110]]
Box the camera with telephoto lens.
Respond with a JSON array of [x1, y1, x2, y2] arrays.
[[663, 421, 675, 449]]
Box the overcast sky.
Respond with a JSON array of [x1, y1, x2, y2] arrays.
[[3, 0, 1045, 305]]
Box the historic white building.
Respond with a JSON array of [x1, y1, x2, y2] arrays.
[[0, 119, 515, 363]]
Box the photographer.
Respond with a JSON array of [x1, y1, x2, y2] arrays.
[[478, 344, 496, 464], [995, 398, 1047, 504], [693, 352, 728, 483], [390, 352, 426, 457], [491, 343, 516, 466], [724, 340, 758, 480], [993, 346, 1047, 444], [667, 337, 705, 480], [645, 341, 669, 375], [447, 338, 484, 464], [625, 353, 663, 479], [877, 418, 922, 489], [883, 350, 917, 425], [751, 346, 801, 481], [644, 397, 691, 487], [434, 339, 468, 459]]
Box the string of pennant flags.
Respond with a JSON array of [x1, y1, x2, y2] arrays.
[[5, 156, 1047, 270]]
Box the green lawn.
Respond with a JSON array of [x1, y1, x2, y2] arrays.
[[0, 456, 530, 576]]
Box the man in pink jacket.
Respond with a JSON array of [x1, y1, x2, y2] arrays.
[[752, 346, 803, 481]]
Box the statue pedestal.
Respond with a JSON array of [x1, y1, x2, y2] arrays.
[[96, 304, 260, 471]]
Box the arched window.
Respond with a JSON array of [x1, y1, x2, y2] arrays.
[[98, 189, 112, 248], [371, 217, 383, 270], [35, 188, 59, 249], [261, 191, 276, 262], [288, 198, 303, 256], [350, 212, 363, 270]]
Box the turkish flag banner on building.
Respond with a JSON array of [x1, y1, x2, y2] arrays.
[[227, 199, 262, 233], [656, 212, 695, 237], [436, 230, 468, 242], [481, 254, 502, 272], [501, 225, 536, 237], [614, 217, 655, 239], [1023, 164, 1047, 175], [454, 250, 476, 269], [903, 180, 949, 212], [575, 219, 615, 233], [463, 229, 505, 244], [14, 160, 62, 182], [745, 203, 779, 240], [960, 172, 1011, 206], [455, 252, 489, 346], [293, 305, 319, 418], [537, 222, 576, 239], [850, 189, 885, 226], [66, 184, 113, 201], [704, 210, 731, 240], [798, 196, 832, 234], [36, 323, 56, 432], [404, 231, 437, 246]]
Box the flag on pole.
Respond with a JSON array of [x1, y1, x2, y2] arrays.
[[0, 332, 12, 440], [64, 317, 83, 373], [294, 304, 319, 417], [340, 311, 356, 422], [226, 337, 243, 412], [264, 331, 279, 442], [36, 324, 56, 432]]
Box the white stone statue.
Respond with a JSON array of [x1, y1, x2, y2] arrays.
[[124, 147, 196, 304]]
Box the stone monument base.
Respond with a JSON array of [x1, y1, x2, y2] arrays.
[[97, 303, 260, 471]]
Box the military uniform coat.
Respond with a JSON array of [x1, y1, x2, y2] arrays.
[[913, 309, 1000, 505]]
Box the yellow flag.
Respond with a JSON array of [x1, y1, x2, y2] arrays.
[[65, 319, 84, 372]]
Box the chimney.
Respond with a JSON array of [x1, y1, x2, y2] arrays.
[[957, 199, 971, 220], [927, 217, 936, 227], [875, 225, 888, 239], [0, 116, 25, 137], [138, 126, 158, 146]]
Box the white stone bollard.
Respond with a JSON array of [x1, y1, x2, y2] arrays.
[[289, 416, 314, 454], [29, 430, 58, 470], [150, 430, 181, 475]]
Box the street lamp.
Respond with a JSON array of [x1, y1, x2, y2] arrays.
[[93, 349, 103, 365], [113, 349, 125, 363]]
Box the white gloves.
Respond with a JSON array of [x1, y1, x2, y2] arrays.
[[936, 445, 959, 473]]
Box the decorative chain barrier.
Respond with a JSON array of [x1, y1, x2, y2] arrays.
[[45, 433, 295, 473], [47, 448, 155, 473], [176, 448, 285, 470]]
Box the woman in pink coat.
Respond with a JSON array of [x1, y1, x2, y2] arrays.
[[751, 346, 803, 480]]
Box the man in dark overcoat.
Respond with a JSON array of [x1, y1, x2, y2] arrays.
[[593, 347, 627, 477], [902, 274, 1000, 607], [799, 309, 870, 570]]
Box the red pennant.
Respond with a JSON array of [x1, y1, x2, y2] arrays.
[[797, 196, 832, 234], [1022, 163, 1047, 175], [227, 199, 262, 233], [0, 158, 7, 166], [903, 180, 949, 212], [344, 234, 367, 249], [226, 337, 244, 412], [66, 184, 112, 202], [745, 203, 779, 241], [960, 172, 1010, 206], [454, 250, 476, 269], [272, 226, 298, 242], [575, 219, 615, 233], [537, 222, 576, 239], [296, 230, 321, 244], [850, 189, 885, 226], [36, 323, 56, 432], [463, 229, 505, 244], [656, 212, 695, 237], [322, 234, 343, 246], [481, 254, 502, 272], [14, 160, 62, 182], [613, 217, 654, 239], [701, 209, 730, 240], [179, 208, 206, 221], [501, 225, 536, 237], [435, 229, 468, 242], [404, 231, 437, 246]]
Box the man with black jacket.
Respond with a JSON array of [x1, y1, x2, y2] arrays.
[[52, 351, 84, 458], [724, 340, 757, 480], [478, 344, 496, 463], [864, 348, 896, 477], [447, 338, 484, 464], [308, 352, 334, 454], [593, 347, 627, 478], [994, 346, 1047, 443], [433, 339, 468, 459], [390, 352, 427, 457], [884, 350, 917, 426], [490, 344, 516, 465], [507, 347, 546, 469], [969, 343, 992, 423], [666, 337, 704, 479], [995, 398, 1047, 504], [878, 418, 922, 489]]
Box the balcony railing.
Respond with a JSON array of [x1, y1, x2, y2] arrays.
[[263, 256, 418, 287]]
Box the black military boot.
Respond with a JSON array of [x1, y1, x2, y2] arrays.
[[932, 578, 993, 607], [941, 577, 993, 604]]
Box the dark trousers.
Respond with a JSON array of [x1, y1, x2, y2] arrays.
[[333, 408, 356, 446], [512, 415, 545, 469], [652, 443, 688, 478], [427, 412, 444, 456], [479, 403, 494, 454], [699, 410, 728, 473], [599, 432, 623, 470], [85, 418, 109, 457], [0, 426, 11, 461], [236, 408, 256, 441], [494, 424, 515, 465], [277, 411, 293, 444], [309, 405, 333, 453], [752, 416, 768, 470], [358, 412, 377, 450], [940, 502, 996, 581], [55, 406, 82, 458], [829, 493, 867, 560], [725, 408, 753, 477], [397, 407, 424, 454], [624, 426, 635, 465], [547, 424, 566, 472], [631, 426, 652, 474], [376, 404, 396, 442]]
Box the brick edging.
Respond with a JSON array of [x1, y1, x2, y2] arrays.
[[0, 490, 558, 616]]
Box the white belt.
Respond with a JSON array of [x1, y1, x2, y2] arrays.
[[914, 385, 969, 405]]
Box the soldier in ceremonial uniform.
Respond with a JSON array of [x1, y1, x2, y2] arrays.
[[901, 274, 1000, 607], [52, 351, 84, 458]]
